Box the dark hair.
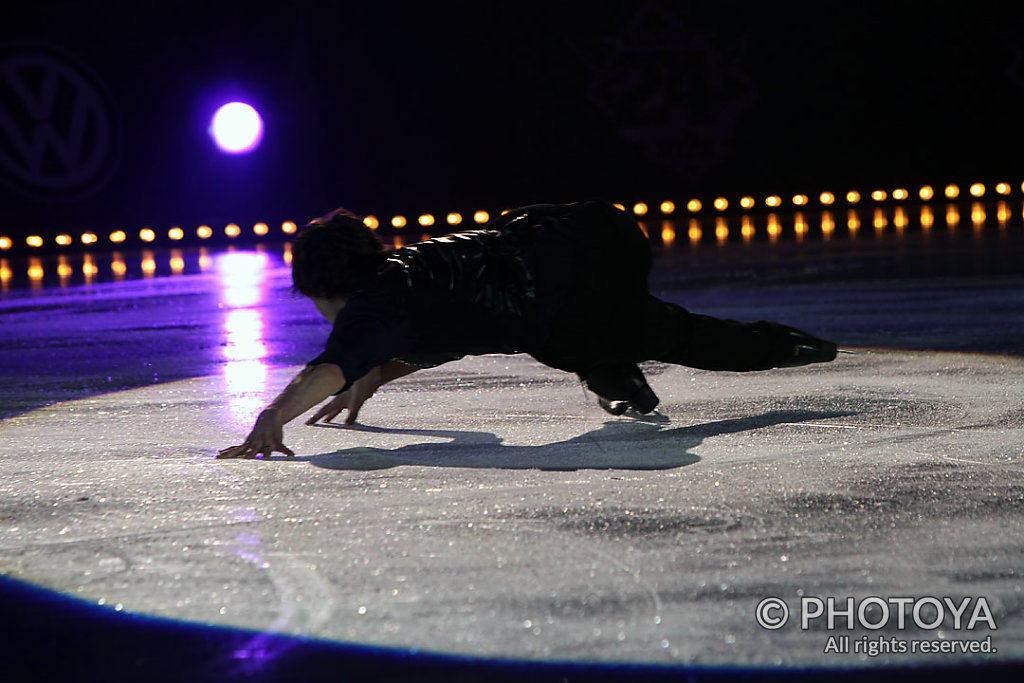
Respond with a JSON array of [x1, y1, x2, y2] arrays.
[[291, 207, 388, 298]]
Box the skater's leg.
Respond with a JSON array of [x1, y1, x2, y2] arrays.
[[638, 298, 837, 371]]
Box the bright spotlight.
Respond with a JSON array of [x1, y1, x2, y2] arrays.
[[210, 102, 264, 154]]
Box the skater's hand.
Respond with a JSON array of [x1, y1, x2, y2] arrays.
[[218, 408, 295, 459], [306, 366, 383, 426]]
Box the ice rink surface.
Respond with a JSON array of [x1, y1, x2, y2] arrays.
[[1, 216, 1023, 680]]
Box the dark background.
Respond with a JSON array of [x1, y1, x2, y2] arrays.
[[2, 0, 1022, 236]]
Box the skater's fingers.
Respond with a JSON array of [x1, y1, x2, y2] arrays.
[[217, 444, 245, 459], [219, 435, 259, 458], [306, 404, 343, 425], [344, 398, 366, 425], [307, 392, 351, 425], [306, 406, 328, 425]]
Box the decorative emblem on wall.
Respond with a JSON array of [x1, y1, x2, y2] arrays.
[[0, 42, 121, 201], [576, 1, 757, 182]]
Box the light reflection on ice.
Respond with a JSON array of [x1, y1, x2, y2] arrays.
[[217, 251, 271, 424], [223, 359, 268, 418], [217, 251, 268, 308], [223, 309, 267, 362]]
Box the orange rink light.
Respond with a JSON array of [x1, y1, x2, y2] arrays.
[[715, 218, 729, 241], [821, 211, 836, 235], [894, 207, 908, 229], [741, 216, 755, 241], [109, 230, 127, 243], [660, 221, 675, 245], [920, 206, 935, 229], [946, 205, 960, 227], [139, 228, 156, 242], [794, 213, 809, 235]]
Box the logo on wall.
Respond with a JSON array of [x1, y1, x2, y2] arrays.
[[0, 43, 122, 201], [576, 1, 757, 182]]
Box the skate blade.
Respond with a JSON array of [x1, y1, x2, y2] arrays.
[[617, 407, 670, 424]]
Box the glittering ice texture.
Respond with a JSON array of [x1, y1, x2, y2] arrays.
[[2, 238, 1024, 668]]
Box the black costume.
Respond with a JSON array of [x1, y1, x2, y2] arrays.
[[309, 200, 836, 414]]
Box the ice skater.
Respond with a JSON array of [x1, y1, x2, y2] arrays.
[[218, 200, 837, 459]]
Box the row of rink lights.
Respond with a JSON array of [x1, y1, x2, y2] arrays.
[[627, 181, 1018, 217], [665, 200, 1017, 248], [0, 245, 287, 287], [1, 182, 1021, 253], [3, 200, 1018, 287], [2, 221, 299, 252]]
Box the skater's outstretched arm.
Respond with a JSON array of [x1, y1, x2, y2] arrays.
[[305, 360, 418, 426], [218, 363, 346, 459]]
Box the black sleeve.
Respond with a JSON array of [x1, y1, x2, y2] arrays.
[[307, 294, 418, 393]]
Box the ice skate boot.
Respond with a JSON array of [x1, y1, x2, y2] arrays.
[[774, 325, 838, 367], [584, 364, 660, 415]]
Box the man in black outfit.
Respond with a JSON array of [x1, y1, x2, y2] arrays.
[[218, 201, 837, 459]]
